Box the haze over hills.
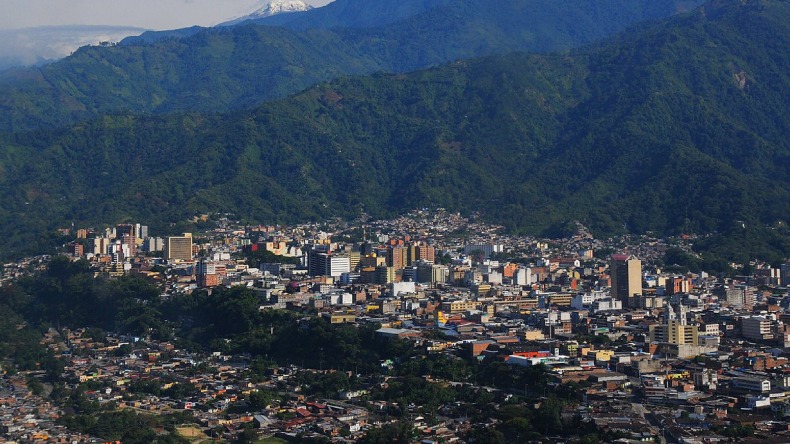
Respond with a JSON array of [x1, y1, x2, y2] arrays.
[[0, 0, 788, 261], [0, 26, 147, 71], [0, 0, 704, 133]]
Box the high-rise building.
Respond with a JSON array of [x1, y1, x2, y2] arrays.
[[388, 246, 408, 270], [463, 244, 503, 259], [514, 267, 532, 286], [347, 251, 360, 272], [308, 250, 350, 277], [145, 237, 164, 252], [122, 234, 137, 257], [415, 245, 436, 264], [726, 285, 756, 308], [666, 276, 691, 295], [67, 242, 84, 257], [375, 266, 396, 285], [135, 224, 149, 240], [116, 224, 134, 239], [165, 234, 193, 262], [726, 286, 745, 307], [327, 254, 351, 278], [781, 263, 790, 287], [649, 321, 699, 345], [610, 254, 642, 308], [93, 237, 111, 255], [416, 262, 448, 285], [197, 259, 218, 288], [307, 245, 331, 276]]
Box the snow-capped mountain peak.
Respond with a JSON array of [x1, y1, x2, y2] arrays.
[[245, 1, 314, 19], [219, 0, 314, 26]]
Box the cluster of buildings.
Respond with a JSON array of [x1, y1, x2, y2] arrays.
[[0, 374, 99, 443], [3, 210, 790, 441]]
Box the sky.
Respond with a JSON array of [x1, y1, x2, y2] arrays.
[[0, 0, 334, 31]]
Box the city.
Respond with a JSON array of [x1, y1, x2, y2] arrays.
[[1, 209, 789, 443], [1, 0, 789, 442]]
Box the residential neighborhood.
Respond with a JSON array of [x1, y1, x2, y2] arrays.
[[2, 209, 790, 443]]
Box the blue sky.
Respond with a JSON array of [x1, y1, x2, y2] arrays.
[[0, 0, 332, 31]]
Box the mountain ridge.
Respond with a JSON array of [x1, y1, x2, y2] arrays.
[[220, 0, 315, 26], [0, 0, 787, 261], [0, 0, 705, 133]]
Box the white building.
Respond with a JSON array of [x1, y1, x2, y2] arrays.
[[592, 298, 623, 313], [571, 293, 595, 310], [731, 377, 771, 393], [514, 267, 533, 286], [464, 244, 503, 259], [390, 281, 416, 297], [486, 271, 503, 285]]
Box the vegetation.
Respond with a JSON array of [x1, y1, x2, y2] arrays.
[[0, 0, 789, 263], [0, 0, 702, 133], [58, 410, 193, 444], [0, 256, 616, 442], [0, 258, 419, 373]]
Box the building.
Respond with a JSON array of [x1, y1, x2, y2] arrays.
[[610, 254, 642, 308], [308, 251, 351, 278], [416, 262, 448, 285], [387, 246, 407, 270], [731, 377, 771, 393], [165, 234, 193, 262], [197, 260, 218, 288], [666, 276, 691, 295], [122, 234, 137, 257], [726, 285, 755, 308], [539, 293, 573, 308], [742, 316, 774, 342], [145, 237, 164, 252], [649, 303, 698, 346], [464, 244, 503, 259], [307, 245, 330, 276], [375, 266, 396, 285], [115, 223, 134, 239], [650, 321, 699, 346], [514, 267, 532, 286], [781, 263, 790, 287], [591, 298, 622, 313], [440, 299, 481, 313], [414, 244, 435, 263], [93, 237, 111, 256], [134, 224, 149, 240]]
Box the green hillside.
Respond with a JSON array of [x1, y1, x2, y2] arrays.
[[0, 0, 702, 132], [0, 0, 788, 261]]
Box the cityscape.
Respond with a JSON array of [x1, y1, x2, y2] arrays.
[[1, 209, 789, 442], [1, 0, 790, 443]]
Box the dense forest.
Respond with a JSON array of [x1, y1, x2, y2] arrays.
[[0, 0, 788, 261], [0, 0, 703, 132]]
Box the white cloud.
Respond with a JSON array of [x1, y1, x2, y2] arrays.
[[0, 26, 147, 68]]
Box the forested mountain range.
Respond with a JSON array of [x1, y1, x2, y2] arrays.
[[0, 0, 703, 133], [0, 0, 788, 261]]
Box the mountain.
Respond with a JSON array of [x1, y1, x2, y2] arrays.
[[0, 0, 788, 261], [0, 0, 704, 133], [0, 26, 146, 71], [245, 0, 455, 29], [220, 1, 315, 26]]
